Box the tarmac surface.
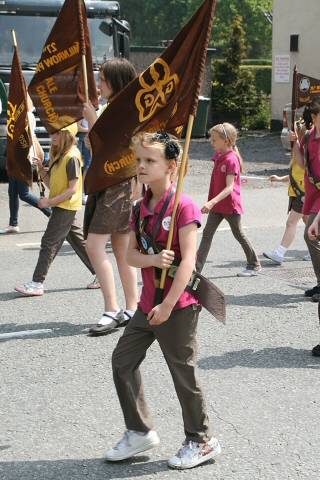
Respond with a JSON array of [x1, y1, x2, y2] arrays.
[[0, 132, 319, 480]]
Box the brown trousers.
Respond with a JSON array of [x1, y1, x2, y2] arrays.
[[112, 305, 211, 443], [196, 212, 260, 273], [304, 213, 320, 285], [33, 207, 94, 283]]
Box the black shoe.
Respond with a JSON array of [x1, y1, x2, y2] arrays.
[[311, 344, 320, 356], [312, 293, 320, 302], [88, 311, 126, 336], [304, 285, 320, 297]]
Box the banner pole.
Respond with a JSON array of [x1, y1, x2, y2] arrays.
[[82, 55, 89, 104], [153, 114, 195, 305], [12, 29, 37, 189]]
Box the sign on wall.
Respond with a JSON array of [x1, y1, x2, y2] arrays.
[[274, 55, 290, 83]]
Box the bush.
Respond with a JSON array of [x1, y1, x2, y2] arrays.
[[241, 65, 272, 95], [243, 94, 271, 129]]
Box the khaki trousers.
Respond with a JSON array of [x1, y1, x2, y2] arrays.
[[112, 305, 211, 443], [304, 213, 320, 285], [33, 207, 94, 283], [196, 211, 260, 272]]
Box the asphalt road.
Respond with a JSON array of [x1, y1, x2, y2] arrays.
[[0, 161, 319, 480]]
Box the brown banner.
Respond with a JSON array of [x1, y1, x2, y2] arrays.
[[85, 0, 217, 194], [6, 46, 32, 185], [28, 0, 98, 133], [292, 70, 320, 110]]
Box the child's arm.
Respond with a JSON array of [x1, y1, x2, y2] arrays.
[[38, 177, 79, 209], [82, 102, 98, 130], [127, 231, 175, 269], [269, 174, 289, 183], [290, 131, 305, 167], [201, 174, 235, 214], [308, 211, 320, 240], [148, 222, 197, 325]]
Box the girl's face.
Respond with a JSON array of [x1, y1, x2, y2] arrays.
[[135, 144, 174, 185], [311, 112, 320, 127], [210, 131, 228, 151], [50, 132, 61, 146], [98, 72, 113, 100]]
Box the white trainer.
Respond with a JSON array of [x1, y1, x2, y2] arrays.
[[263, 250, 284, 265], [168, 437, 221, 470], [104, 430, 160, 461], [237, 266, 262, 277], [0, 225, 20, 234]]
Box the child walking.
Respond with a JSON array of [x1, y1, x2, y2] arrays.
[[263, 114, 311, 265], [196, 123, 261, 276], [15, 123, 95, 296], [104, 132, 221, 470], [82, 58, 138, 335], [308, 211, 320, 356], [291, 97, 320, 299]]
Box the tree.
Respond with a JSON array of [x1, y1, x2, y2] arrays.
[[211, 16, 259, 126], [120, 0, 272, 58]]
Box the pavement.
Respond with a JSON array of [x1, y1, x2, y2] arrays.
[[0, 142, 319, 480]]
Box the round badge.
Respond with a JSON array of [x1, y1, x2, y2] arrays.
[[141, 237, 148, 250], [148, 247, 155, 254], [162, 216, 172, 231], [221, 165, 226, 173]]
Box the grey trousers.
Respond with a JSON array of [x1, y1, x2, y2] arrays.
[[33, 207, 94, 283], [304, 213, 320, 285], [196, 211, 260, 272], [112, 306, 212, 443]]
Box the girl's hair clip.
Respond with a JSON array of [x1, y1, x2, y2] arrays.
[[152, 131, 181, 159]]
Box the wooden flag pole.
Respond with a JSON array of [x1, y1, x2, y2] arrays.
[[82, 54, 89, 104], [154, 114, 195, 305], [12, 29, 37, 189], [78, 0, 89, 103]]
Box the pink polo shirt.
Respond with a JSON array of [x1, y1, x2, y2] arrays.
[[300, 128, 320, 214], [208, 150, 243, 215], [131, 185, 201, 314]]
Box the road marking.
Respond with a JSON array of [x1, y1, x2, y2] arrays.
[[0, 329, 53, 340]]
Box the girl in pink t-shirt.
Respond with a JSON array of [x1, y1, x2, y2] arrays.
[[105, 132, 221, 470], [196, 122, 261, 277]]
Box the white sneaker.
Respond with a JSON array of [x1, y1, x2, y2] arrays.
[[168, 437, 221, 470], [104, 430, 160, 461], [15, 281, 44, 296], [0, 225, 20, 234], [263, 250, 283, 265], [237, 266, 262, 277], [303, 254, 311, 261]]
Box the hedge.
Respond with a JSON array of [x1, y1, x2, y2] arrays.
[[240, 65, 272, 95]]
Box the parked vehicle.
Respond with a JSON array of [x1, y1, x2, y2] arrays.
[[0, 0, 130, 178]]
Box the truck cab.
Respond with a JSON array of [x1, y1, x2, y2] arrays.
[[0, 0, 130, 177]]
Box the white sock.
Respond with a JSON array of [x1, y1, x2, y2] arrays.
[[98, 310, 122, 326], [276, 245, 287, 257], [124, 309, 135, 318]]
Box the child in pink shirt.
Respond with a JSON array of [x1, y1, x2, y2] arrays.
[[104, 131, 221, 470], [196, 122, 261, 276]]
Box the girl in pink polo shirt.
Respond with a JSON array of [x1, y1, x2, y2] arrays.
[[291, 97, 320, 303], [196, 122, 261, 276], [104, 132, 221, 470]]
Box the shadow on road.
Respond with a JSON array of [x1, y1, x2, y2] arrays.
[[0, 456, 217, 479], [198, 347, 320, 370], [0, 321, 96, 342], [226, 293, 304, 309]]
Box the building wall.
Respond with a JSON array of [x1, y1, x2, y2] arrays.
[[272, 0, 320, 128]]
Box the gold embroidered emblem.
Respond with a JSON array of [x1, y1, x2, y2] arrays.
[[135, 58, 179, 123]]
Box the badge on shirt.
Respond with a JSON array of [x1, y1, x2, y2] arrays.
[[162, 216, 172, 231], [220, 165, 226, 173]]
